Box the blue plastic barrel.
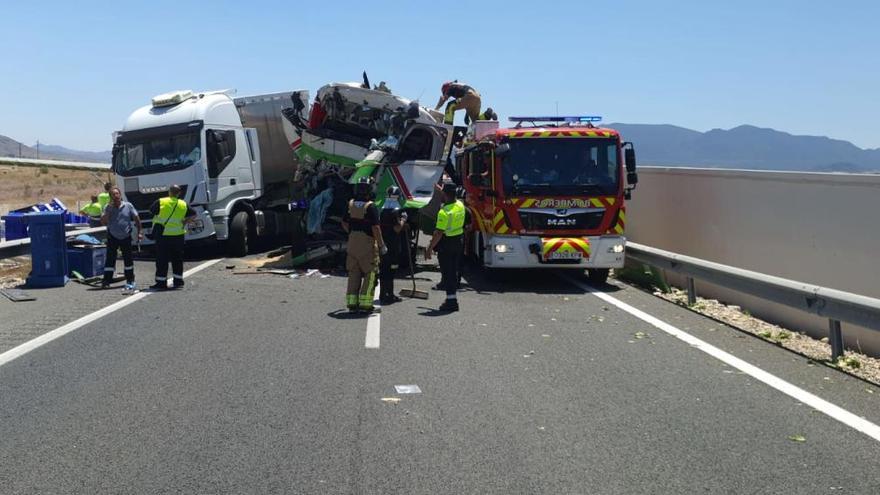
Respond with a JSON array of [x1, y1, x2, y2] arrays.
[[25, 211, 68, 287]]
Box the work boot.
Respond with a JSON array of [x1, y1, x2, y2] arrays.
[[380, 295, 402, 304], [149, 283, 167, 291], [438, 300, 459, 312]]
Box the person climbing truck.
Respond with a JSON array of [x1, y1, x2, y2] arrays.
[[435, 81, 481, 124]]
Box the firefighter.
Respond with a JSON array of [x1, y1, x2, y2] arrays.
[[425, 182, 466, 312], [342, 178, 385, 313], [379, 186, 406, 304], [435, 81, 481, 125], [148, 185, 196, 290]]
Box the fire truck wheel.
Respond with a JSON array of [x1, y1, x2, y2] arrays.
[[587, 268, 610, 284]]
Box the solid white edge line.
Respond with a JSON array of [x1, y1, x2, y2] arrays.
[[365, 281, 381, 349], [566, 276, 880, 443], [0, 258, 223, 368]]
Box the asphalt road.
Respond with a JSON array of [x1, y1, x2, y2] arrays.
[[1, 257, 879, 494]]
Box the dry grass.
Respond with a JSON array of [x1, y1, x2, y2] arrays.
[[0, 164, 113, 215]]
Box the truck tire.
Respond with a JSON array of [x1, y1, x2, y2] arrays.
[[588, 268, 610, 284], [227, 211, 249, 257]]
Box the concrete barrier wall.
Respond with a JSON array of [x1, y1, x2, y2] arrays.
[[626, 167, 880, 355]]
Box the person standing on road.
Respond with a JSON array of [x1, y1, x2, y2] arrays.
[[378, 186, 406, 305], [425, 182, 466, 312], [342, 178, 385, 313], [148, 185, 196, 290], [97, 182, 112, 210], [100, 186, 143, 291]]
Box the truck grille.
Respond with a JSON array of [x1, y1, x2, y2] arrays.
[[518, 208, 605, 232], [125, 185, 188, 219]]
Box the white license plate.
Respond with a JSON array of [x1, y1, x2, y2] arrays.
[[547, 251, 583, 260]]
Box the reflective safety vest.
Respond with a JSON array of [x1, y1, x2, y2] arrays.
[[82, 202, 102, 217], [436, 200, 465, 237], [155, 197, 187, 236], [97, 192, 110, 210]]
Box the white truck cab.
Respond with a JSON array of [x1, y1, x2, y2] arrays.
[[112, 89, 308, 255]]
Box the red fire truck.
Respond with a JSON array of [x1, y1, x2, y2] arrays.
[[457, 116, 638, 283]]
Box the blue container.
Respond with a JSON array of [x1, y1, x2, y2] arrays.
[[25, 211, 68, 287], [67, 245, 107, 278], [1, 213, 28, 241]]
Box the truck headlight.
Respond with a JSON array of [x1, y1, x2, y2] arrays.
[[608, 244, 625, 254], [493, 243, 511, 253], [188, 219, 205, 233]]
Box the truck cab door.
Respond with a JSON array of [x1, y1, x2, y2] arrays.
[[207, 128, 256, 203]]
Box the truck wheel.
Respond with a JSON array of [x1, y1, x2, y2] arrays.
[[588, 268, 610, 284], [227, 211, 249, 257]]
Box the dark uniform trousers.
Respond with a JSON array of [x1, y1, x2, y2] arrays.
[[438, 234, 464, 298], [155, 234, 185, 286], [104, 234, 135, 284]]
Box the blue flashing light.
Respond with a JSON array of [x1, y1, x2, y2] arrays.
[[509, 116, 602, 123]]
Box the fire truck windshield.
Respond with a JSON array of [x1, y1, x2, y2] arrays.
[[113, 132, 201, 177], [500, 138, 619, 196]]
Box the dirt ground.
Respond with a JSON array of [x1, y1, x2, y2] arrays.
[[0, 164, 113, 216]]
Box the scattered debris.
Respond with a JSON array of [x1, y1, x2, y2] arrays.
[[648, 285, 880, 386], [1, 288, 36, 302], [381, 397, 401, 404], [394, 385, 421, 394], [788, 434, 806, 443]]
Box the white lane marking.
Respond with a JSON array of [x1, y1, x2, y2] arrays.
[[566, 276, 880, 443], [0, 258, 223, 368], [365, 282, 381, 349]]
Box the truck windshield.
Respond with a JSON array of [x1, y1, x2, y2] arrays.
[[113, 132, 201, 177], [500, 138, 619, 196]]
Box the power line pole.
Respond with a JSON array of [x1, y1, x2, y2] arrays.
[[36, 139, 40, 159]]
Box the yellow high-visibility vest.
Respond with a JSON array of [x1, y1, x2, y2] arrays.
[[436, 200, 465, 237], [155, 197, 187, 236], [97, 192, 110, 209], [82, 202, 102, 217]]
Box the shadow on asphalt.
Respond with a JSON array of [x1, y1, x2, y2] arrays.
[[326, 309, 371, 320], [458, 267, 622, 296]]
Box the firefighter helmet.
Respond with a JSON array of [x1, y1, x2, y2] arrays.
[[441, 81, 454, 95], [386, 185, 402, 199], [353, 177, 374, 199]]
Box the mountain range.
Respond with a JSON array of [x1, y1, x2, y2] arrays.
[[2, 124, 879, 172], [0, 135, 111, 163], [607, 124, 880, 172]]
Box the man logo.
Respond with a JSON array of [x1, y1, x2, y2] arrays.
[[556, 209, 568, 216], [547, 218, 577, 226]]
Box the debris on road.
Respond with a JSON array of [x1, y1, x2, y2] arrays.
[[394, 385, 422, 394], [788, 434, 806, 443], [1, 288, 36, 302], [381, 397, 401, 404]]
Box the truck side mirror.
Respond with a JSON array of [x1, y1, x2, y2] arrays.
[[495, 143, 510, 157], [624, 147, 636, 173], [627, 172, 638, 185]]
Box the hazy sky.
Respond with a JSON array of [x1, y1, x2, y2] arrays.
[[1, 0, 878, 151]]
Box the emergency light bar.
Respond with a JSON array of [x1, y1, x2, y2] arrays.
[[509, 116, 602, 123]]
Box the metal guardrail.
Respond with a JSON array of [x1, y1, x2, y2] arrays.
[[627, 242, 880, 359], [0, 227, 107, 259], [0, 157, 111, 170]]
